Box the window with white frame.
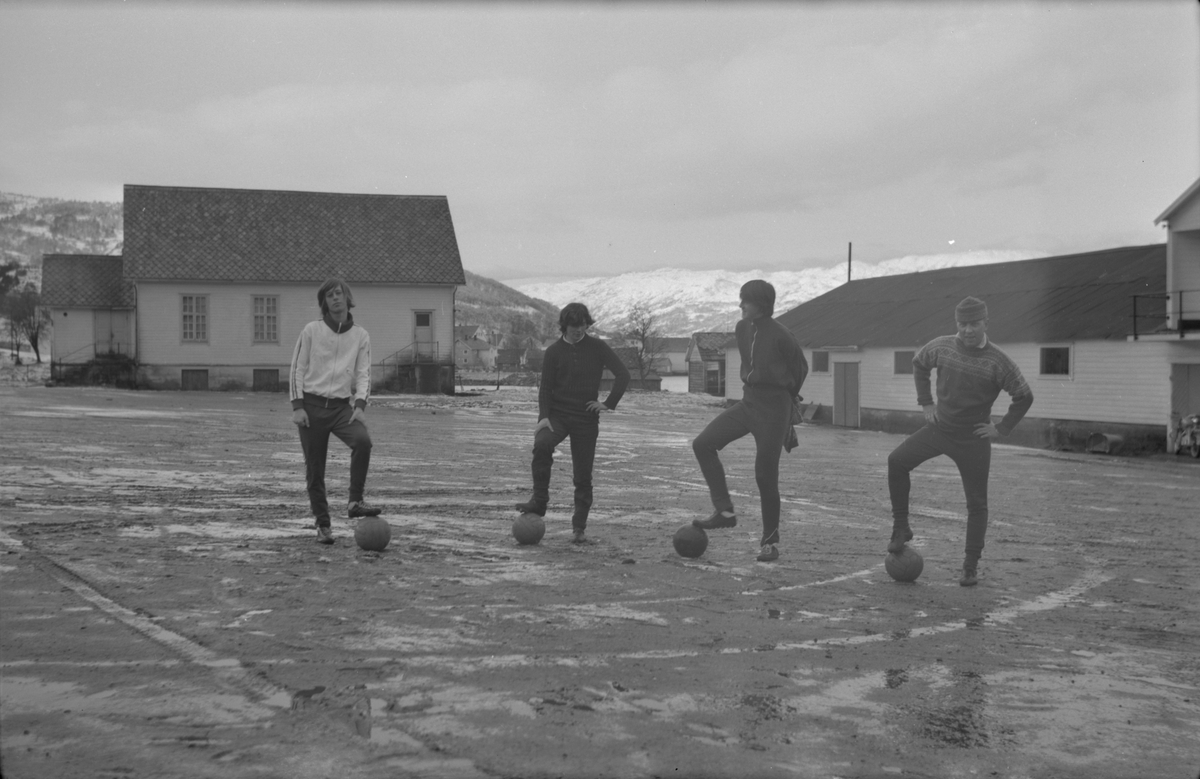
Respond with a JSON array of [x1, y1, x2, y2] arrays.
[[253, 296, 279, 343], [182, 295, 208, 342], [893, 350, 915, 375], [1039, 346, 1071, 377], [811, 350, 830, 373]]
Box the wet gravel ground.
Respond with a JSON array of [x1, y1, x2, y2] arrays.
[[2, 385, 1198, 779]]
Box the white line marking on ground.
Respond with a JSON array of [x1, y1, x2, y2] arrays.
[[1, 529, 292, 709]]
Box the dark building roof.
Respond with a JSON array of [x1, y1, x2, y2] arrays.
[[122, 184, 465, 285], [776, 244, 1166, 348], [660, 336, 693, 351], [41, 254, 135, 308], [688, 332, 734, 361]]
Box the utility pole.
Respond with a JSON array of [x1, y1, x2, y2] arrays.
[[847, 242, 852, 283]]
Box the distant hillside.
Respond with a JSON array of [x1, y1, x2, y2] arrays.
[[510, 250, 1050, 336], [0, 193, 124, 289], [456, 270, 561, 341]]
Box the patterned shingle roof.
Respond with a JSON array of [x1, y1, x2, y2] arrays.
[[776, 244, 1166, 348], [122, 184, 465, 284], [688, 331, 735, 361], [41, 254, 135, 308]]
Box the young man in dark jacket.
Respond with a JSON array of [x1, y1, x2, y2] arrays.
[[887, 296, 1033, 586], [516, 302, 630, 543], [692, 280, 807, 562]]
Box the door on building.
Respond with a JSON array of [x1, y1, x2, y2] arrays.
[[833, 362, 860, 427], [1171, 363, 1200, 417], [94, 309, 133, 356], [414, 311, 434, 360]]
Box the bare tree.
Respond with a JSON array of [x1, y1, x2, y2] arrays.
[[6, 287, 50, 363], [624, 300, 665, 387]]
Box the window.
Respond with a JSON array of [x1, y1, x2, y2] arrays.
[[893, 351, 915, 375], [812, 350, 830, 373], [415, 311, 432, 328], [253, 296, 279, 343], [1040, 346, 1071, 376], [182, 295, 208, 342], [253, 369, 279, 392]]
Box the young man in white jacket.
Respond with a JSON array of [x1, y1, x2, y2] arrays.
[[289, 278, 380, 544]]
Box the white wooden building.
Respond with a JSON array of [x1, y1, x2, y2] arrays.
[[44, 184, 467, 393], [770, 243, 1194, 452]]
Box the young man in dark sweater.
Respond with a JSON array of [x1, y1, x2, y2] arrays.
[[516, 302, 630, 543], [887, 296, 1034, 586], [692, 280, 808, 562]]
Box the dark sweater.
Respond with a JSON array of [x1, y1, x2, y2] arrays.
[[538, 335, 631, 419], [737, 316, 807, 398], [914, 335, 1033, 437]]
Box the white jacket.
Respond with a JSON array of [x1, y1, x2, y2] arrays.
[[289, 314, 371, 409]]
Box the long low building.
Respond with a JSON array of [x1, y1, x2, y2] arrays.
[[726, 242, 1199, 453]]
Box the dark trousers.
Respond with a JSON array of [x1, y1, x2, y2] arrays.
[[530, 414, 599, 531], [298, 402, 372, 526], [692, 386, 791, 546], [888, 423, 991, 561]]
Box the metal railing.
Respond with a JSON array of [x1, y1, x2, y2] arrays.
[[1131, 289, 1200, 339], [378, 341, 443, 367]]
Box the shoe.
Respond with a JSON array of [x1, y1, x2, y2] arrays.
[[348, 501, 382, 518], [514, 499, 546, 517], [315, 526, 334, 545], [887, 526, 914, 554], [571, 530, 588, 545], [756, 544, 779, 562], [959, 565, 978, 587], [693, 509, 737, 530]]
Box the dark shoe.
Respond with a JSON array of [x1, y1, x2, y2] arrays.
[[756, 544, 779, 562], [887, 526, 914, 554], [515, 499, 546, 517], [693, 509, 737, 530], [348, 501, 382, 518], [959, 565, 978, 587], [316, 526, 334, 545]]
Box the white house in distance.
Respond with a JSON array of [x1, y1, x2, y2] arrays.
[[44, 184, 466, 393], [768, 243, 1196, 453]]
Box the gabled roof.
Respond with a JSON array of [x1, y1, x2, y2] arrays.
[[1156, 177, 1200, 224], [41, 254, 135, 308], [776, 244, 1166, 348], [455, 325, 480, 341], [660, 336, 693, 351], [122, 184, 465, 285], [687, 331, 734, 361]]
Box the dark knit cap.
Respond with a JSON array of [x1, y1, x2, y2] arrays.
[[740, 279, 776, 317], [955, 296, 988, 323]]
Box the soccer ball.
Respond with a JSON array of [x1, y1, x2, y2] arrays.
[[354, 517, 392, 552], [884, 546, 924, 582], [672, 525, 708, 559], [513, 513, 546, 545]]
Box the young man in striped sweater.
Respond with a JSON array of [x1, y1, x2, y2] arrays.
[[887, 296, 1034, 585], [516, 302, 630, 544], [289, 278, 381, 545]]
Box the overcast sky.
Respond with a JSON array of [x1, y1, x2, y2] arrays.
[[1, 1, 1197, 282]]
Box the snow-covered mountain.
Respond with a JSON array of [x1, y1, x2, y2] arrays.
[[509, 250, 1048, 336]]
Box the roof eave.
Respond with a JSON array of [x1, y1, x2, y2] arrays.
[[1155, 177, 1200, 224]]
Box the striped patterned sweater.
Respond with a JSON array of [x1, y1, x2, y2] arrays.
[[913, 335, 1033, 437]]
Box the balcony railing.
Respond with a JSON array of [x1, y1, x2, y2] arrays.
[[1131, 289, 1200, 339]]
